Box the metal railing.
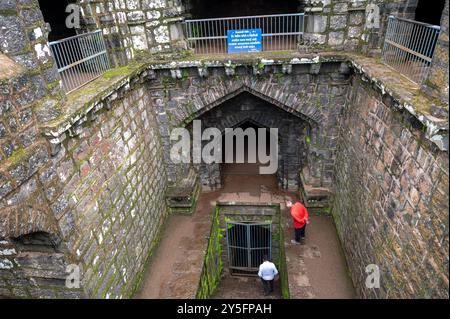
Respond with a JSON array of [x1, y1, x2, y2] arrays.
[[381, 16, 441, 84], [183, 13, 305, 54], [49, 30, 111, 93]]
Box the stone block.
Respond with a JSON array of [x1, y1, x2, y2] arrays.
[[330, 15, 347, 30], [328, 31, 344, 46]]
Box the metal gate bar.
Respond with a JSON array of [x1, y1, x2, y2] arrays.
[[226, 221, 272, 276], [183, 13, 305, 54], [381, 16, 440, 84]]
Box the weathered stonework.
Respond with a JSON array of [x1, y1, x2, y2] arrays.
[[0, 0, 449, 300], [1, 74, 168, 298], [0, 2, 75, 298], [52, 85, 167, 299], [77, 0, 186, 67], [304, 0, 369, 51], [422, 0, 449, 106], [147, 59, 350, 191], [332, 72, 449, 299]]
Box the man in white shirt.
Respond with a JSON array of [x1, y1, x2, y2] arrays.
[[258, 255, 279, 296]]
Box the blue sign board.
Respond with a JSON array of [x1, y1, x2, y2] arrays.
[[227, 29, 262, 54]]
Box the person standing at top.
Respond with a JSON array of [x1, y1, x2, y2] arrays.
[[286, 201, 310, 245]]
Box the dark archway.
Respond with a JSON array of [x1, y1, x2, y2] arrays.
[[221, 119, 274, 176], [12, 231, 60, 250], [189, 91, 309, 191], [37, 0, 77, 41], [415, 0, 446, 25], [188, 0, 302, 19]]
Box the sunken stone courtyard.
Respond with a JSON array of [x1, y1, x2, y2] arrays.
[[0, 0, 449, 300]]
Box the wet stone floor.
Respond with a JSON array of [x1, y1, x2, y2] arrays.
[[212, 275, 282, 299], [136, 164, 355, 299]]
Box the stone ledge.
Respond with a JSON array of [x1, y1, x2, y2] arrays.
[[348, 55, 449, 151], [39, 52, 448, 152], [39, 51, 346, 141]]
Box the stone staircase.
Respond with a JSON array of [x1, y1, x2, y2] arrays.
[[299, 184, 332, 215], [166, 169, 201, 215]]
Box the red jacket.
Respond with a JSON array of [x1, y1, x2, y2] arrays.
[[291, 202, 309, 229]]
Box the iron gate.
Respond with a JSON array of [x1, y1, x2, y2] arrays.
[[226, 221, 272, 276]]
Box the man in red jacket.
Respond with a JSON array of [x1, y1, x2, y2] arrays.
[[287, 201, 309, 245]]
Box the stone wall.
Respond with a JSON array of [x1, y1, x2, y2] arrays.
[[1, 80, 168, 298], [0, 1, 73, 299], [303, 0, 434, 54], [196, 206, 223, 299], [51, 84, 167, 299], [304, 0, 369, 51], [0, 0, 63, 100], [422, 0, 449, 106], [0, 57, 77, 298], [332, 74, 449, 298]]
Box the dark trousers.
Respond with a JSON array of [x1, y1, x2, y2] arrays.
[[294, 225, 306, 242], [261, 278, 274, 294]]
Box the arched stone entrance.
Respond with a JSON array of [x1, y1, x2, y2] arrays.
[[184, 91, 310, 190], [152, 62, 349, 193]]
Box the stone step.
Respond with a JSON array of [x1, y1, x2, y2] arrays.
[[300, 184, 332, 215], [166, 169, 201, 215]]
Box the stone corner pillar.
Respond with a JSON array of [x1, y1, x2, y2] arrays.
[[421, 0, 449, 107], [303, 0, 329, 47]]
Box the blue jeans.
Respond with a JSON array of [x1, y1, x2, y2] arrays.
[[294, 226, 306, 242]]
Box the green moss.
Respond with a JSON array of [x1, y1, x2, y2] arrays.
[[181, 69, 190, 82], [0, 9, 17, 15], [410, 89, 446, 116], [6, 147, 27, 164], [103, 66, 133, 79], [47, 80, 61, 91], [128, 207, 170, 299], [196, 206, 223, 299], [162, 76, 175, 88], [277, 206, 290, 299], [274, 72, 284, 82]]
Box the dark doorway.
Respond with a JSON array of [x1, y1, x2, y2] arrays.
[[415, 0, 445, 25], [38, 0, 77, 41], [189, 0, 301, 19], [226, 222, 272, 276], [222, 120, 273, 176], [12, 231, 60, 251]]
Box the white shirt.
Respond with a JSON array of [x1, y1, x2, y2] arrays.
[[258, 261, 279, 281]]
